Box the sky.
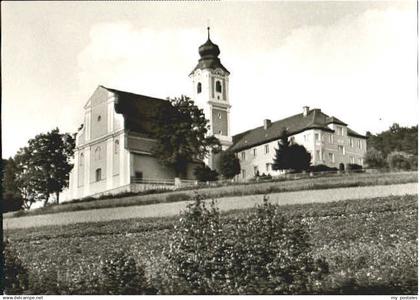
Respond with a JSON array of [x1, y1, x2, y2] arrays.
[[2, 1, 418, 159]]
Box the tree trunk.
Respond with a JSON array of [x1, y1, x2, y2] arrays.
[[43, 195, 49, 207], [56, 191, 60, 205]]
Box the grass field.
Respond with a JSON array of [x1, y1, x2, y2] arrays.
[[7, 171, 417, 218], [5, 193, 418, 295]]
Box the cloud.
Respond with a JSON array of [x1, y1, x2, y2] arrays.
[[229, 7, 417, 135], [77, 7, 416, 140], [77, 22, 202, 100]]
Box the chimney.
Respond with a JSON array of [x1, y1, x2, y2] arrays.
[[263, 119, 271, 130], [303, 106, 309, 117]]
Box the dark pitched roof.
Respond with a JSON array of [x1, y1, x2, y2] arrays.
[[102, 86, 173, 137], [230, 108, 366, 152]]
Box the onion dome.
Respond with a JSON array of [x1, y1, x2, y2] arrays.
[[190, 27, 230, 75], [198, 28, 221, 59]]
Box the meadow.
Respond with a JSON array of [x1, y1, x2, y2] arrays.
[[7, 170, 417, 218], [4, 193, 418, 295]]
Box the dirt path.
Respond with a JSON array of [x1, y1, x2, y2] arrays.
[[4, 183, 417, 230]]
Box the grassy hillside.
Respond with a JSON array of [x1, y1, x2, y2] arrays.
[[7, 171, 417, 218], [4, 194, 417, 294]]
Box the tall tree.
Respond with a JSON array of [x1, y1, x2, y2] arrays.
[[367, 123, 418, 157], [2, 158, 25, 212], [272, 129, 290, 171], [14, 128, 75, 206], [272, 129, 311, 173], [216, 150, 241, 179], [152, 95, 221, 178]]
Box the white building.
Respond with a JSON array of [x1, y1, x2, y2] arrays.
[[230, 106, 367, 181], [189, 27, 233, 168], [66, 86, 200, 200]]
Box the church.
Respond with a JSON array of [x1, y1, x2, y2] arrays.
[[66, 28, 367, 199]]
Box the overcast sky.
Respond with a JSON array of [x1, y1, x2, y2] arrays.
[[2, 1, 417, 158]]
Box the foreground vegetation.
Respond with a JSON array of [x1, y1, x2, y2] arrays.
[[6, 171, 417, 219], [4, 194, 417, 295]]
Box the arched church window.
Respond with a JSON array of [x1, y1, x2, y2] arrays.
[[95, 146, 101, 160], [96, 168, 102, 181], [114, 140, 119, 155], [197, 82, 202, 94], [216, 81, 222, 93], [79, 153, 84, 166], [218, 112, 222, 119]]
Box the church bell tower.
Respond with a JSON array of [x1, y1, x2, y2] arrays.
[[189, 27, 233, 168]]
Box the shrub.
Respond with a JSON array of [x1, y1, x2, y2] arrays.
[[309, 164, 338, 173], [364, 148, 387, 169], [2, 193, 24, 213], [100, 250, 151, 295], [216, 150, 241, 179], [194, 165, 219, 182], [3, 240, 29, 294], [163, 194, 329, 295], [387, 151, 414, 171], [346, 164, 363, 172]]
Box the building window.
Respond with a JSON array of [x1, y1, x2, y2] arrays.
[[357, 139, 362, 149], [218, 130, 223, 135], [95, 168, 102, 182], [316, 150, 321, 161], [338, 145, 345, 155], [97, 115, 101, 122], [114, 139, 119, 154], [253, 148, 257, 157], [241, 151, 245, 160], [349, 138, 354, 147], [329, 134, 334, 143], [218, 112, 222, 119], [315, 133, 320, 141], [94, 146, 101, 160], [265, 144, 269, 154], [253, 166, 258, 176], [328, 152, 334, 163], [359, 158, 363, 165], [216, 81, 222, 93], [135, 171, 143, 180], [337, 126, 344, 136], [79, 153, 84, 166], [350, 156, 355, 163], [197, 82, 202, 94], [266, 163, 271, 172], [241, 169, 246, 179]]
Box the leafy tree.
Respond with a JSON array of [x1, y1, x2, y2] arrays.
[[194, 164, 219, 182], [272, 130, 311, 172], [2, 158, 19, 196], [152, 95, 221, 178], [2, 158, 25, 212], [367, 124, 418, 157], [14, 128, 75, 206], [386, 151, 414, 171], [216, 150, 240, 179], [364, 148, 387, 169]]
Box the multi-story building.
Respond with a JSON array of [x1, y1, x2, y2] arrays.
[[189, 27, 233, 168], [230, 106, 367, 181], [66, 86, 200, 199]]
